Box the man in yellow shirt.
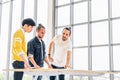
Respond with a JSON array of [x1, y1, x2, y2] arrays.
[[12, 18, 36, 80]]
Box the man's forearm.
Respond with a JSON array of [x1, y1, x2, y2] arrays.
[[48, 41, 54, 55], [29, 57, 38, 67], [44, 57, 50, 65], [19, 54, 28, 64], [66, 51, 71, 66], [19, 54, 31, 68]]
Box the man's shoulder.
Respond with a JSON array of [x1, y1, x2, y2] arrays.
[[28, 37, 36, 43], [53, 34, 61, 40], [56, 34, 61, 38], [14, 29, 22, 34], [13, 29, 23, 37]]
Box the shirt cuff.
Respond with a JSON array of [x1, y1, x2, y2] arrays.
[[28, 53, 33, 58], [18, 52, 24, 56]]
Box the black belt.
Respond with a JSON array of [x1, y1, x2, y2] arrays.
[[13, 61, 24, 63]]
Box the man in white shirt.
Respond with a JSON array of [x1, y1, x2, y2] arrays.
[[48, 27, 72, 80]]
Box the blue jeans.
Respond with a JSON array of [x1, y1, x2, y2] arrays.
[[50, 64, 64, 80], [12, 61, 24, 80]]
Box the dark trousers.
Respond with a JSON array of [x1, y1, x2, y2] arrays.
[[12, 61, 24, 80], [50, 64, 64, 80], [33, 75, 42, 80]]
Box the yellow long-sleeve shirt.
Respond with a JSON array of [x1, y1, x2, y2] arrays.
[[12, 29, 27, 61]]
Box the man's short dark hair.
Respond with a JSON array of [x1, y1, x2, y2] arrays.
[[22, 18, 36, 26], [36, 24, 45, 30], [63, 27, 71, 35]]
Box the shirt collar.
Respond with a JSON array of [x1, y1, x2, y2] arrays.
[[35, 37, 42, 43], [21, 28, 25, 34]]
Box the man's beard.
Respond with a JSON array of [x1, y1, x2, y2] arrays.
[[62, 37, 67, 41], [38, 35, 42, 39]]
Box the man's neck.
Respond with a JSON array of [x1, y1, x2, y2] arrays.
[[21, 28, 25, 33], [22, 27, 26, 32], [37, 36, 42, 41]]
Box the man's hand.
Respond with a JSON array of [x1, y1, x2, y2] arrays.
[[24, 63, 31, 69], [34, 64, 40, 69], [48, 56, 54, 62], [64, 64, 70, 69], [48, 64, 52, 69]]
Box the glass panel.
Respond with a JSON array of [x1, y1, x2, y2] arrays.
[[0, 2, 10, 79], [113, 46, 120, 80], [37, 0, 48, 26], [92, 47, 109, 70], [24, 0, 34, 19], [114, 74, 120, 80], [74, 2, 88, 24], [73, 25, 88, 47], [58, 6, 70, 26], [37, 0, 48, 43], [12, 0, 21, 35], [112, 0, 120, 17], [91, 0, 108, 21], [56, 27, 64, 35], [113, 46, 120, 70], [73, 48, 88, 70], [92, 21, 108, 45], [58, 0, 70, 6], [113, 20, 120, 43]]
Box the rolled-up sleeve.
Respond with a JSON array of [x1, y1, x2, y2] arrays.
[[27, 41, 34, 58]]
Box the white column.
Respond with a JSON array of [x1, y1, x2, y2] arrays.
[[21, 0, 25, 21], [108, 0, 114, 80], [88, 0, 93, 80], [47, 0, 55, 45]]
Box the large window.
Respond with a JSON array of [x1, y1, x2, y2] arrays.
[[74, 2, 88, 24], [0, 0, 48, 80], [54, 0, 120, 80], [73, 25, 88, 47], [92, 21, 108, 45], [91, 0, 108, 21], [24, 0, 34, 19], [112, 0, 120, 18], [92, 47, 109, 70], [73, 48, 88, 70], [58, 6, 70, 26]]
